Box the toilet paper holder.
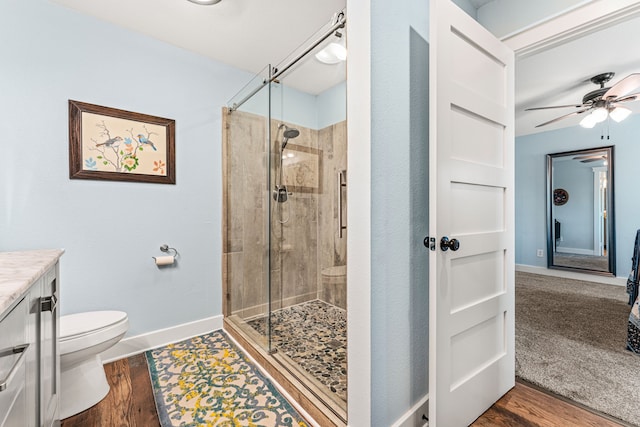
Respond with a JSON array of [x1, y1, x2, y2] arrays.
[[159, 244, 179, 257]]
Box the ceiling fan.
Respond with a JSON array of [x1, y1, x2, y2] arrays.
[[572, 154, 606, 163], [526, 72, 640, 128]]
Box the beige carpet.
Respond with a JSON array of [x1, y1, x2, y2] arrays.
[[516, 271, 639, 426], [553, 253, 610, 271]]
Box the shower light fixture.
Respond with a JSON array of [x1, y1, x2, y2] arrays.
[[186, 0, 222, 5], [315, 41, 347, 64]]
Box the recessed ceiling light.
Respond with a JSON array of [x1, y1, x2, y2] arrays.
[[187, 0, 222, 5]]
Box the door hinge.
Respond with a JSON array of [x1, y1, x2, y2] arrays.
[[40, 295, 57, 312]]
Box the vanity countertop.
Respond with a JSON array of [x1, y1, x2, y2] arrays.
[[0, 249, 64, 315]]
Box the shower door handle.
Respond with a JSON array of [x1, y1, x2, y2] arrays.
[[337, 170, 347, 238]]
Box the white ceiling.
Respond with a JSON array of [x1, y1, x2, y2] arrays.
[[516, 14, 640, 136], [51, 0, 347, 95], [50, 0, 640, 135]]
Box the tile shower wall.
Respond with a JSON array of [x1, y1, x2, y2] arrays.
[[223, 109, 347, 318], [318, 121, 347, 309], [224, 110, 269, 319]]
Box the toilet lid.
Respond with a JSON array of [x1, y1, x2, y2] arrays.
[[61, 311, 128, 339]]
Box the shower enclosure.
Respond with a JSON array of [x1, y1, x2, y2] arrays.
[[222, 12, 348, 425]]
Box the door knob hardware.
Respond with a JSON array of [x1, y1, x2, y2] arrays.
[[440, 236, 460, 252]]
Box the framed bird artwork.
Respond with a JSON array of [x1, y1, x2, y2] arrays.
[[68, 100, 175, 184]]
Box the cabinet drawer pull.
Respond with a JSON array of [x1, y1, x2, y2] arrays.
[[40, 295, 57, 312], [0, 344, 29, 392]]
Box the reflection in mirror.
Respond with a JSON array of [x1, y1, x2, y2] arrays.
[[547, 146, 615, 276]]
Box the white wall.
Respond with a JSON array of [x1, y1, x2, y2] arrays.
[[516, 115, 640, 277], [0, 0, 254, 336]]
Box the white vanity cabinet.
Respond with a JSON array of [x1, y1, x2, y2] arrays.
[[39, 265, 60, 427], [0, 296, 30, 427], [0, 250, 63, 427]]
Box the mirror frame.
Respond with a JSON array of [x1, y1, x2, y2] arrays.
[[546, 146, 615, 276]]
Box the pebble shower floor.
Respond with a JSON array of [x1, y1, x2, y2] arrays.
[[247, 300, 347, 402]]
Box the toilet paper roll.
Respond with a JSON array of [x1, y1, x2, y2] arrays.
[[153, 255, 175, 266]]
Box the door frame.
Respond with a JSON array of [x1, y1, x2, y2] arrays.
[[344, 0, 640, 425]]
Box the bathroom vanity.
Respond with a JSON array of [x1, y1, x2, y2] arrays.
[[0, 249, 63, 427]]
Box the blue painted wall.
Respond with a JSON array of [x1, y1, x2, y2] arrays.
[[553, 159, 596, 252], [238, 79, 346, 130], [317, 81, 347, 129], [0, 0, 255, 336], [516, 116, 640, 277], [370, 0, 429, 424], [451, 0, 477, 19], [477, 0, 588, 38]]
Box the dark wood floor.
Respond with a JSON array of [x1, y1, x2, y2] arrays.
[[61, 354, 160, 427], [62, 354, 624, 427]]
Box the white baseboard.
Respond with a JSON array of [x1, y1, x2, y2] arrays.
[[516, 264, 626, 287], [100, 314, 224, 363], [555, 246, 596, 256], [390, 394, 429, 427]]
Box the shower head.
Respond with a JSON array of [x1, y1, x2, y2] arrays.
[[283, 127, 299, 139], [279, 124, 300, 150]]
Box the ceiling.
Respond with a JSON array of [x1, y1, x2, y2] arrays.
[[50, 0, 640, 135], [51, 0, 347, 95], [516, 14, 640, 136]]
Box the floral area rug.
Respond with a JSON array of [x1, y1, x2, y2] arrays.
[[145, 330, 308, 427]]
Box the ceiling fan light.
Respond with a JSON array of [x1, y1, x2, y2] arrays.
[[591, 107, 608, 123], [580, 113, 597, 128], [609, 106, 632, 122]]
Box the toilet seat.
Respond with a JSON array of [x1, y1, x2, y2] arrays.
[[60, 311, 129, 355]]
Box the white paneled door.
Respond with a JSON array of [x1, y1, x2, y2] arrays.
[[428, 0, 515, 425]]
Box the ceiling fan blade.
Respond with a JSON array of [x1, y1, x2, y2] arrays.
[[525, 104, 585, 111], [534, 108, 589, 128], [580, 158, 604, 163], [611, 93, 639, 104], [573, 155, 603, 160], [602, 73, 640, 100]]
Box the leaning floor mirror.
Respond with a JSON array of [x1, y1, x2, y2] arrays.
[[547, 146, 615, 276]]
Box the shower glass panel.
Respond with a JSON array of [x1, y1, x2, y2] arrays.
[[267, 25, 348, 410], [223, 13, 347, 419], [224, 65, 273, 353]]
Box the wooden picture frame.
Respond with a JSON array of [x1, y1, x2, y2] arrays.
[[69, 100, 175, 184]]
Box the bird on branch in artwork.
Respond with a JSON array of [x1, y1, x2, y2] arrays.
[[137, 134, 157, 151], [96, 136, 123, 147]]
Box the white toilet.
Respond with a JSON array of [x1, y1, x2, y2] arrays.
[[59, 310, 129, 419]]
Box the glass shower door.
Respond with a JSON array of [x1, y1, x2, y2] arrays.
[[267, 30, 348, 411]]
